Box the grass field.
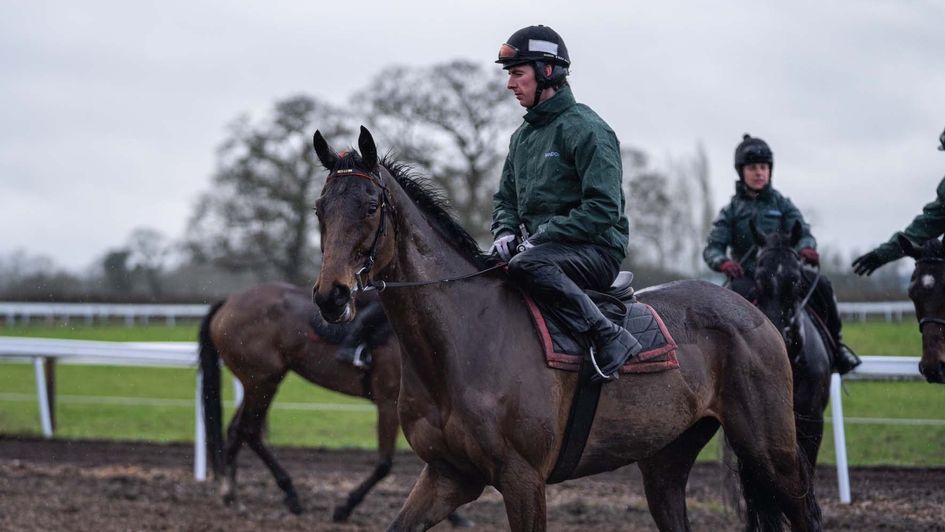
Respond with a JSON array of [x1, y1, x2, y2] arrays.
[[1, 320, 942, 465]]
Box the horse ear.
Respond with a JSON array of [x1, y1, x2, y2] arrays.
[[749, 218, 765, 246], [358, 126, 378, 170], [312, 130, 339, 170], [790, 220, 803, 247], [897, 233, 922, 260]]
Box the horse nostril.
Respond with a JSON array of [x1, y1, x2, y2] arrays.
[[331, 284, 351, 306]]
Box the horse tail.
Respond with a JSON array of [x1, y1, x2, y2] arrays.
[[199, 299, 226, 479], [726, 435, 821, 531]]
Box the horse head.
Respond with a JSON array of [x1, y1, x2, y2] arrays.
[[751, 219, 807, 355], [899, 233, 945, 383], [311, 126, 396, 323]]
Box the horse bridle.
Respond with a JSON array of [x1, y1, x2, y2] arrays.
[[325, 167, 391, 292], [755, 246, 820, 342], [324, 166, 503, 293], [916, 256, 945, 332]]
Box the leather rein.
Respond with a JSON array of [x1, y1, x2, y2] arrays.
[[325, 167, 503, 293]]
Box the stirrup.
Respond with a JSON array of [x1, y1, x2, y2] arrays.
[[352, 344, 369, 369], [589, 346, 618, 381]]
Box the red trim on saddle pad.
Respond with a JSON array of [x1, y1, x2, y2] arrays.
[[523, 296, 680, 374]]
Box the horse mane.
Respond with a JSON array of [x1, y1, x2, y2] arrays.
[[329, 150, 496, 270]]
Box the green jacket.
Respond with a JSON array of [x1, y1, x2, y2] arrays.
[[703, 181, 816, 275], [491, 86, 629, 263], [872, 176, 945, 263]]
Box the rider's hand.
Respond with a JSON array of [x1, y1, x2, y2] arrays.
[[799, 247, 820, 266], [489, 232, 517, 262], [852, 250, 884, 276], [719, 260, 744, 280]]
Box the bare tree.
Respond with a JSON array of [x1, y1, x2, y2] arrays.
[[185, 95, 353, 284], [354, 59, 519, 241]]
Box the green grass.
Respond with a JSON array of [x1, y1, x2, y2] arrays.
[[1, 321, 942, 464], [0, 322, 199, 342], [843, 321, 922, 357]]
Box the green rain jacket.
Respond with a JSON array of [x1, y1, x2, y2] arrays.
[[872, 176, 945, 262], [491, 86, 629, 263], [703, 181, 816, 275]]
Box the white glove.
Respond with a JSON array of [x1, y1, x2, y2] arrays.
[[489, 233, 517, 261]]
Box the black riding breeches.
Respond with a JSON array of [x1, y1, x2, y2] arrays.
[[507, 241, 620, 335], [342, 300, 392, 348], [801, 270, 842, 341]]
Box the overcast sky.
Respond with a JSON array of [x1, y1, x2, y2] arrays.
[[1, 0, 942, 271]]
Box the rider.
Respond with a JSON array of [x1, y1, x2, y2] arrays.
[[703, 133, 861, 374], [490, 25, 641, 383], [853, 127, 945, 275]]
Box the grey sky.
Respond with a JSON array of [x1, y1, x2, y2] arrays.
[[1, 0, 942, 270]]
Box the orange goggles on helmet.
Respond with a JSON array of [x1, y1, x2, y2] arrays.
[[497, 43, 519, 62]]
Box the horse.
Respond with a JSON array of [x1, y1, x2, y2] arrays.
[[199, 282, 469, 525], [896, 233, 945, 383], [749, 220, 832, 467], [311, 126, 821, 531]]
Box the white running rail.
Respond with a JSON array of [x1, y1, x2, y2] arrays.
[[0, 337, 927, 500]]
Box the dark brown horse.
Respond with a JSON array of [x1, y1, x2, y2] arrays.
[[311, 127, 821, 531], [897, 234, 945, 383], [750, 221, 832, 467], [199, 282, 428, 521]]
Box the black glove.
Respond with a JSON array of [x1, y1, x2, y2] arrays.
[[852, 250, 885, 276]]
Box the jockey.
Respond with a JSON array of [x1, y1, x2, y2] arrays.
[[703, 133, 861, 374], [853, 127, 945, 275], [490, 25, 640, 382]]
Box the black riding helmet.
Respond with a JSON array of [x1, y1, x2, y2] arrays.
[[497, 25, 570, 106], [734, 133, 774, 179]]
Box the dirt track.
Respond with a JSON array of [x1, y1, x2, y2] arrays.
[[0, 437, 942, 531]]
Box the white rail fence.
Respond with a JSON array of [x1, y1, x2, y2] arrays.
[[0, 337, 927, 503], [0, 300, 918, 326]]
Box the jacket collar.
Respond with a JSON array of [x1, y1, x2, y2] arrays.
[[523, 86, 576, 126], [735, 180, 773, 200]]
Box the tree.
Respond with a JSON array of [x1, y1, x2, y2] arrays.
[[354, 60, 519, 241], [186, 95, 353, 284], [126, 227, 169, 296]]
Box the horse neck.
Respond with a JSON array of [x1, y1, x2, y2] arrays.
[[375, 176, 485, 389]]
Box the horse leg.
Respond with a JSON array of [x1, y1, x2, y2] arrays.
[[723, 390, 822, 531], [387, 464, 484, 532], [221, 401, 245, 507], [497, 455, 547, 532], [332, 396, 399, 522], [239, 379, 303, 514], [638, 417, 720, 532]]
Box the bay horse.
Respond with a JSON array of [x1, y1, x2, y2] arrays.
[[199, 282, 469, 524], [750, 220, 832, 467], [897, 233, 945, 383], [311, 127, 821, 531]]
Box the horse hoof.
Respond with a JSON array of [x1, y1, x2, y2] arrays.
[[285, 496, 303, 515], [447, 513, 474, 528], [222, 492, 236, 506], [332, 505, 351, 522]]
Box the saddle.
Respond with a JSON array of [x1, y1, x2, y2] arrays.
[[524, 271, 679, 375]]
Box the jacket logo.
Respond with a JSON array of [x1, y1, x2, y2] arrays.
[[544, 151, 560, 158]]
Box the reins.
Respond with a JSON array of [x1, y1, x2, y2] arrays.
[[326, 166, 504, 293]]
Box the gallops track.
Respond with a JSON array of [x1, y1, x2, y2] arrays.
[[0, 437, 941, 531]]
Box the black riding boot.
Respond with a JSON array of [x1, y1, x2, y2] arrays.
[[834, 341, 862, 375], [588, 313, 643, 383], [335, 301, 386, 369]]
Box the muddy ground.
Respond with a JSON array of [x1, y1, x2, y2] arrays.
[[0, 437, 942, 531]]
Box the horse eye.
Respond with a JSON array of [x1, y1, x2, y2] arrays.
[[366, 202, 379, 215]]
